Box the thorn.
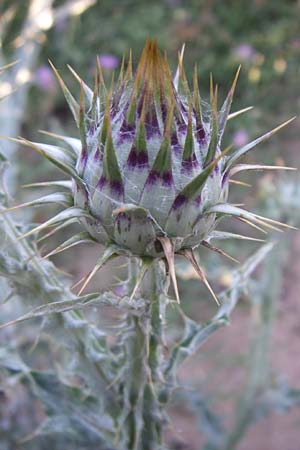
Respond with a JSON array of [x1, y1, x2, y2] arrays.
[[210, 73, 214, 102], [228, 106, 253, 120], [71, 275, 86, 291], [78, 248, 117, 295], [201, 241, 240, 263], [251, 216, 283, 232], [230, 65, 241, 95], [237, 217, 268, 234], [158, 237, 180, 303], [181, 249, 220, 306], [229, 179, 252, 187], [253, 213, 298, 231], [229, 164, 297, 177], [96, 56, 106, 88], [129, 258, 152, 301]]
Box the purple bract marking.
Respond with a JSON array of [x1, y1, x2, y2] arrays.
[[147, 169, 173, 187], [118, 119, 135, 143], [88, 124, 95, 136], [221, 171, 229, 187], [127, 146, 149, 168], [80, 148, 88, 170], [182, 155, 199, 173], [196, 125, 206, 143], [177, 121, 187, 135], [110, 179, 124, 196], [171, 130, 182, 154], [145, 108, 161, 139], [97, 175, 107, 189], [214, 164, 219, 174], [146, 170, 159, 185], [172, 193, 187, 210], [94, 147, 102, 161], [194, 193, 202, 207], [162, 171, 174, 186]]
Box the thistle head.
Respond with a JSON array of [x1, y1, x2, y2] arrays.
[[9, 40, 295, 302], [69, 39, 239, 257]]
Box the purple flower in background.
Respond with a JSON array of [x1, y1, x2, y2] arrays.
[[34, 65, 56, 92], [233, 44, 255, 62], [233, 129, 249, 147], [98, 54, 119, 70]]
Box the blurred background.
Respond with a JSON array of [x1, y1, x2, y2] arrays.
[[1, 1, 300, 449]]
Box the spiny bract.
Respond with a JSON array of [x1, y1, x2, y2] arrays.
[[9, 40, 295, 301]]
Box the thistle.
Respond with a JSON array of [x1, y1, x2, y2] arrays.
[[7, 40, 295, 302], [1, 43, 297, 450]]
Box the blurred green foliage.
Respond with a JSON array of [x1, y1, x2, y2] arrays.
[[2, 0, 300, 133]]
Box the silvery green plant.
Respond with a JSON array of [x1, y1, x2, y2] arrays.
[[0, 42, 297, 450]]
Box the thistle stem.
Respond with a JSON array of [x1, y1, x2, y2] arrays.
[[125, 260, 166, 450]]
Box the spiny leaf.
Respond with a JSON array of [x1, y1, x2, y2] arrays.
[[218, 66, 241, 140], [67, 64, 94, 105], [37, 218, 78, 243], [226, 117, 296, 169], [205, 84, 219, 164], [201, 241, 239, 263], [15, 207, 92, 241], [208, 230, 265, 243], [22, 180, 72, 190], [43, 232, 95, 259], [180, 249, 220, 305], [0, 292, 119, 329], [158, 237, 180, 303], [39, 131, 81, 156], [2, 192, 72, 213], [78, 246, 119, 295], [48, 60, 80, 125], [206, 204, 296, 232], [10, 137, 84, 186], [129, 258, 153, 300], [229, 163, 296, 177]]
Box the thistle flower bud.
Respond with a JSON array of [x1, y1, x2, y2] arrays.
[[65, 40, 235, 257], [10, 40, 295, 301]]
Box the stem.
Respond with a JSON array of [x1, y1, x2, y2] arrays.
[[125, 260, 166, 450]]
